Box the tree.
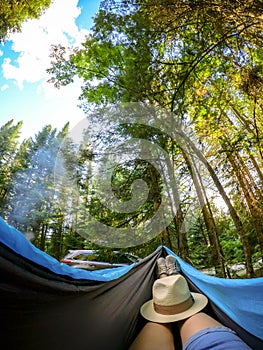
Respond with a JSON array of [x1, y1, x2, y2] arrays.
[[0, 119, 24, 211], [0, 0, 52, 41], [47, 0, 263, 276], [7, 123, 70, 256]]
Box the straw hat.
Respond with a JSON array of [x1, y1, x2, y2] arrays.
[[140, 275, 208, 323]]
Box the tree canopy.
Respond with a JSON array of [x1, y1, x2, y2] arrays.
[[45, 0, 263, 277], [0, 0, 52, 40], [1, 0, 263, 278]]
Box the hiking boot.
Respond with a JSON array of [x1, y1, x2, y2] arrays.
[[157, 257, 167, 277], [165, 255, 179, 276]]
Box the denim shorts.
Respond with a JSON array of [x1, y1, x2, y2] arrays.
[[183, 326, 252, 350]]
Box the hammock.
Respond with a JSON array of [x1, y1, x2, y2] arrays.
[[0, 216, 262, 350]]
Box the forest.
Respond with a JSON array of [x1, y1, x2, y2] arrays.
[[1, 0, 263, 278]]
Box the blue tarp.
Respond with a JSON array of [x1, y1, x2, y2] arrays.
[[0, 216, 262, 344], [0, 216, 134, 281], [165, 247, 263, 341]]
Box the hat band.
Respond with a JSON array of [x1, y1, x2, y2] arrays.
[[153, 295, 194, 315]]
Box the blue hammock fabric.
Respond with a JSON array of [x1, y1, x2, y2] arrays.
[[0, 216, 262, 350], [164, 247, 263, 342], [0, 216, 133, 282]]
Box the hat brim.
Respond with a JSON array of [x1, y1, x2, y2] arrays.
[[140, 292, 208, 323]]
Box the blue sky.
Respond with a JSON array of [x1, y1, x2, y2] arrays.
[[0, 0, 101, 140]]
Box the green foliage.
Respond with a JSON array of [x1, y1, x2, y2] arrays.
[[0, 0, 52, 40], [187, 216, 212, 268], [1, 0, 263, 274], [0, 120, 26, 212], [46, 0, 263, 275]]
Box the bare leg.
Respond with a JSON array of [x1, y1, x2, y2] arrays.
[[129, 256, 180, 350], [128, 322, 176, 350], [179, 312, 223, 346]]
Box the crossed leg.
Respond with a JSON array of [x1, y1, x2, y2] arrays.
[[128, 312, 224, 350], [128, 255, 226, 350], [179, 312, 223, 346], [128, 322, 176, 350]]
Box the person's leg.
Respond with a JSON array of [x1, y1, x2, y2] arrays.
[[179, 312, 251, 349], [128, 322, 176, 350], [179, 312, 223, 345]]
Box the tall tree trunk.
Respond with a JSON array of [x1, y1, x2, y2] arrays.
[[173, 204, 189, 261], [161, 143, 189, 260], [229, 154, 263, 257], [50, 213, 64, 259], [248, 152, 263, 187], [182, 147, 226, 277], [175, 128, 254, 277], [235, 152, 263, 202], [40, 223, 47, 251]]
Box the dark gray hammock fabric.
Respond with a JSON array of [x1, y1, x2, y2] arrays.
[[0, 243, 159, 350], [0, 216, 263, 350]]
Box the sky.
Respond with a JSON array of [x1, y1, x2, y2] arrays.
[[0, 0, 101, 140]]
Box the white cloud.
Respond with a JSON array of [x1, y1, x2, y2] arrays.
[[2, 0, 89, 91], [0, 50, 3, 57], [37, 75, 83, 100], [36, 76, 87, 130], [0, 84, 9, 91]]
